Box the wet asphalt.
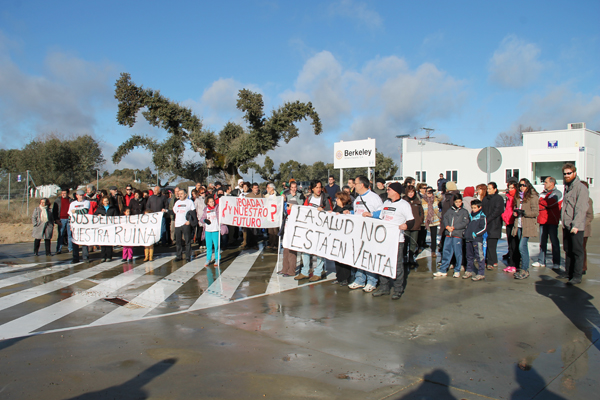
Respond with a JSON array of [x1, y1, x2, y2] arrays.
[[0, 222, 599, 400]]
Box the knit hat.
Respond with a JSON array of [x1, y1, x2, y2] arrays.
[[463, 186, 475, 197], [376, 178, 385, 184], [446, 181, 457, 191], [388, 182, 403, 196], [109, 186, 117, 191]]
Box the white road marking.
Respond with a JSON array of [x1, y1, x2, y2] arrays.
[[189, 247, 264, 310], [0, 263, 77, 289], [0, 257, 175, 340], [91, 256, 207, 326]]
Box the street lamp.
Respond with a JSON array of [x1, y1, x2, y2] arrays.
[[395, 134, 410, 179]]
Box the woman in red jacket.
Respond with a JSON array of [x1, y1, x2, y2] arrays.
[[502, 181, 517, 272]]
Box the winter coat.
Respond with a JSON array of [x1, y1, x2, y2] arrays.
[[146, 194, 169, 213], [421, 196, 441, 227], [465, 210, 487, 242], [502, 191, 516, 226], [404, 195, 424, 231], [129, 198, 146, 215], [110, 193, 125, 215], [441, 206, 470, 238], [440, 190, 460, 221], [537, 187, 562, 225], [561, 176, 589, 231], [332, 202, 353, 214], [95, 205, 119, 217], [511, 193, 539, 238], [200, 204, 228, 238], [481, 193, 504, 239], [52, 197, 73, 221], [584, 198, 594, 238], [32, 206, 54, 240]]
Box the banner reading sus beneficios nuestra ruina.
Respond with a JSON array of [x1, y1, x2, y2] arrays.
[[70, 212, 163, 246], [282, 205, 400, 278], [220, 196, 283, 228]]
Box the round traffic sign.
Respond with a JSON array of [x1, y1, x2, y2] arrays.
[[477, 147, 502, 173]]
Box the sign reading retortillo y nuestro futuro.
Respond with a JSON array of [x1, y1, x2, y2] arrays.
[[334, 138, 376, 169], [70, 212, 163, 246], [282, 205, 400, 278], [220, 196, 283, 228]]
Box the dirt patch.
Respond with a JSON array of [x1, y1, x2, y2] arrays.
[[0, 223, 36, 244]]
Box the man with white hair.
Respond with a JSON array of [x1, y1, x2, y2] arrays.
[[173, 188, 195, 262], [265, 183, 279, 250]]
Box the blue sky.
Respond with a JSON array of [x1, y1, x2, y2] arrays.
[[1, 0, 599, 178]]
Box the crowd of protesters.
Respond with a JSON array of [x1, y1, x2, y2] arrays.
[[32, 161, 593, 296]]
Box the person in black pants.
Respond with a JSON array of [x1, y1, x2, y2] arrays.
[[95, 196, 119, 262], [482, 182, 505, 270], [330, 191, 354, 285]]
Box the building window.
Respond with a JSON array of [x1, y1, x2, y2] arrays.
[[452, 171, 457, 182], [446, 171, 451, 181], [506, 169, 520, 183], [532, 162, 574, 185], [415, 171, 426, 182]]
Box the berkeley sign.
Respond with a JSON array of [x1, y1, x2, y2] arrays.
[[334, 138, 376, 169], [282, 205, 400, 278]]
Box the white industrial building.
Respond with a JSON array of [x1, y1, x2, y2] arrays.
[[400, 123, 599, 201]]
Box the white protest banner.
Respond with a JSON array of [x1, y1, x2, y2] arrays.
[[219, 196, 283, 228], [70, 212, 163, 246], [282, 206, 400, 278]]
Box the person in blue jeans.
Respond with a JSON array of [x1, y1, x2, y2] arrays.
[[52, 189, 73, 253], [434, 194, 470, 277]]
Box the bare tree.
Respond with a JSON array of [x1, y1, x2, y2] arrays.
[[494, 125, 537, 147]]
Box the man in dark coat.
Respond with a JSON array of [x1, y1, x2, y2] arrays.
[[481, 182, 505, 269]]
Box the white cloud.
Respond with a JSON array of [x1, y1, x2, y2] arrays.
[[328, 0, 383, 30], [515, 85, 600, 130], [489, 35, 544, 89], [0, 37, 117, 148]]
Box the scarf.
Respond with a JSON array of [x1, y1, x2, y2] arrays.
[[40, 207, 48, 223], [425, 196, 435, 227]]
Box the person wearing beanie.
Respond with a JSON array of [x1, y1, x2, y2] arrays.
[[368, 181, 414, 300], [462, 186, 475, 211]]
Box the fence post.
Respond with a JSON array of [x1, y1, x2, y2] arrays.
[[26, 170, 29, 216], [7, 173, 10, 211]]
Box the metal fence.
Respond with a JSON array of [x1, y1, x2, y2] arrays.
[[0, 171, 42, 215]]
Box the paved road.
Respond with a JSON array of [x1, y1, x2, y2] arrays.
[[0, 225, 598, 399]]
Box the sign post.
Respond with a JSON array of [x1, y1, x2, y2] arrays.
[[476, 147, 502, 183]]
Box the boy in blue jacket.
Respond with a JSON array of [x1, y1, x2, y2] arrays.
[[464, 199, 487, 281]]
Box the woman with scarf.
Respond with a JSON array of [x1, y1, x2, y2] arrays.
[[200, 196, 228, 267], [95, 196, 119, 262], [32, 198, 55, 256], [421, 187, 441, 258], [511, 178, 539, 279]]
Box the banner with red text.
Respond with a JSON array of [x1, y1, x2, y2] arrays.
[[219, 196, 283, 228]]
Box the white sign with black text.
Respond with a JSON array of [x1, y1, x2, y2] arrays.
[[282, 205, 400, 278], [334, 138, 376, 169], [70, 212, 163, 246]]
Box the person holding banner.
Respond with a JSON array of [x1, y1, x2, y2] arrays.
[[294, 180, 332, 282], [366, 182, 414, 300], [94, 195, 119, 262], [280, 181, 305, 277], [330, 191, 354, 285], [345, 176, 384, 292], [200, 197, 228, 266], [173, 189, 196, 262], [265, 183, 279, 250], [70, 190, 91, 263]]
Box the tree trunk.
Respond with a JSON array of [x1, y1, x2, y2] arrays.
[[224, 164, 241, 188]]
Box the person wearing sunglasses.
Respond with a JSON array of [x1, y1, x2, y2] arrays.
[[560, 163, 589, 284], [511, 179, 539, 279]]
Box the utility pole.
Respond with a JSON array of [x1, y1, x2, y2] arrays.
[[96, 170, 99, 190], [7, 173, 10, 211]]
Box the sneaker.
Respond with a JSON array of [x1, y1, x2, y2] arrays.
[[339, 280, 348, 286], [348, 282, 365, 289], [503, 266, 516, 273], [532, 262, 545, 267], [472, 274, 486, 281], [514, 270, 530, 280], [294, 274, 309, 281], [453, 271, 461, 278], [363, 284, 376, 292], [567, 278, 582, 285], [462, 271, 474, 279], [432, 271, 447, 277]]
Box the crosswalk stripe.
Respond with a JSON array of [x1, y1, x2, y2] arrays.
[[0, 263, 49, 274], [0, 263, 78, 289], [189, 248, 264, 310], [0, 257, 175, 340], [90, 256, 207, 326]]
